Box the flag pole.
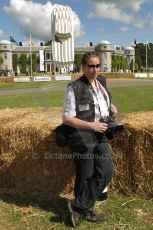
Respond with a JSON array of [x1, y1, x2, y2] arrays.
[[30, 34, 32, 77], [132, 40, 136, 73], [146, 40, 148, 73], [132, 43, 135, 73]]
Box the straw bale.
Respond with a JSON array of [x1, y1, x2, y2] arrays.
[[0, 108, 153, 200], [101, 72, 134, 79], [0, 107, 74, 200], [0, 77, 13, 82], [110, 111, 153, 198]]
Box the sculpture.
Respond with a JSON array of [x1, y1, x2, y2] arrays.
[[51, 4, 74, 67]]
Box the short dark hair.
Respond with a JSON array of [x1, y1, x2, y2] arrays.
[[81, 51, 100, 66]]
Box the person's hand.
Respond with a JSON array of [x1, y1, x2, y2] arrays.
[[111, 104, 118, 117], [92, 122, 108, 133]]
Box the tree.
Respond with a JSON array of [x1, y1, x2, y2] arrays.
[[45, 40, 51, 46], [0, 56, 4, 76], [129, 59, 134, 72], [112, 55, 120, 71], [27, 53, 37, 73], [0, 55, 3, 69], [112, 54, 128, 72], [74, 54, 82, 72], [32, 53, 37, 72], [135, 42, 153, 70], [111, 54, 117, 71], [19, 54, 27, 73], [12, 54, 18, 72]]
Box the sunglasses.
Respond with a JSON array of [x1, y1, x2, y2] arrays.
[[87, 64, 100, 69]]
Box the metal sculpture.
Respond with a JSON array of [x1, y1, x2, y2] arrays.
[[51, 4, 74, 68]]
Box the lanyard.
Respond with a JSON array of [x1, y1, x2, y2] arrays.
[[89, 81, 109, 105], [88, 82, 109, 118]]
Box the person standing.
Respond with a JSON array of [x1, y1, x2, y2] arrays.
[[62, 51, 117, 227]]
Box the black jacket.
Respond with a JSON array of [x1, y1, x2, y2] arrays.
[[67, 75, 110, 146], [70, 75, 111, 122]]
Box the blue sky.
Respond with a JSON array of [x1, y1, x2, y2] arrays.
[[0, 0, 153, 48]]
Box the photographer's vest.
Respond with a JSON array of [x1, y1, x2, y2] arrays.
[[70, 75, 111, 121], [67, 75, 111, 147]]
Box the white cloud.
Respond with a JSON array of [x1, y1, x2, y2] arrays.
[[91, 0, 152, 12], [73, 11, 85, 38], [147, 13, 153, 28], [89, 1, 149, 29], [120, 26, 129, 32], [4, 0, 84, 41], [0, 29, 4, 38], [96, 27, 105, 32], [89, 2, 134, 24], [150, 17, 153, 28], [133, 20, 144, 28]]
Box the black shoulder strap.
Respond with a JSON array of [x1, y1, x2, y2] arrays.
[[97, 75, 108, 91], [97, 75, 112, 114], [69, 75, 87, 102], [97, 75, 111, 98]]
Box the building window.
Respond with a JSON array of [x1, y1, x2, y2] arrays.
[[4, 53, 7, 59], [46, 52, 50, 60], [4, 65, 8, 70], [47, 64, 50, 72]]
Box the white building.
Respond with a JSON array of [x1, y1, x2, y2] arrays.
[[0, 39, 135, 74]]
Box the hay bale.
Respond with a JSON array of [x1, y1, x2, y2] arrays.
[[110, 111, 153, 198], [0, 77, 13, 82], [0, 108, 152, 199], [0, 107, 74, 200], [102, 72, 134, 79]]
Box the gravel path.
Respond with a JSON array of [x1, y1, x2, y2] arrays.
[[0, 78, 153, 96]]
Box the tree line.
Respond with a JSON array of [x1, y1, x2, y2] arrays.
[[135, 42, 153, 71], [75, 43, 153, 72], [12, 53, 39, 74]]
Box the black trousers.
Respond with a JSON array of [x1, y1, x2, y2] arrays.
[[70, 141, 113, 212]]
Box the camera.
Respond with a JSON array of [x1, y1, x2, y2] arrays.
[[99, 116, 124, 140]]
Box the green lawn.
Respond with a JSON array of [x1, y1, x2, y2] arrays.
[[0, 86, 153, 114], [0, 191, 152, 230], [0, 80, 69, 89], [110, 86, 153, 113], [0, 91, 64, 108]]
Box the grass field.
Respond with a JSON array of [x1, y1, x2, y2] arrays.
[[0, 80, 69, 89], [110, 86, 153, 113], [0, 82, 153, 229], [0, 191, 152, 230], [0, 86, 153, 113]]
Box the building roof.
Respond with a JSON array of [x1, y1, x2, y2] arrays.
[[99, 40, 110, 45], [0, 40, 11, 45], [125, 46, 134, 50]]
